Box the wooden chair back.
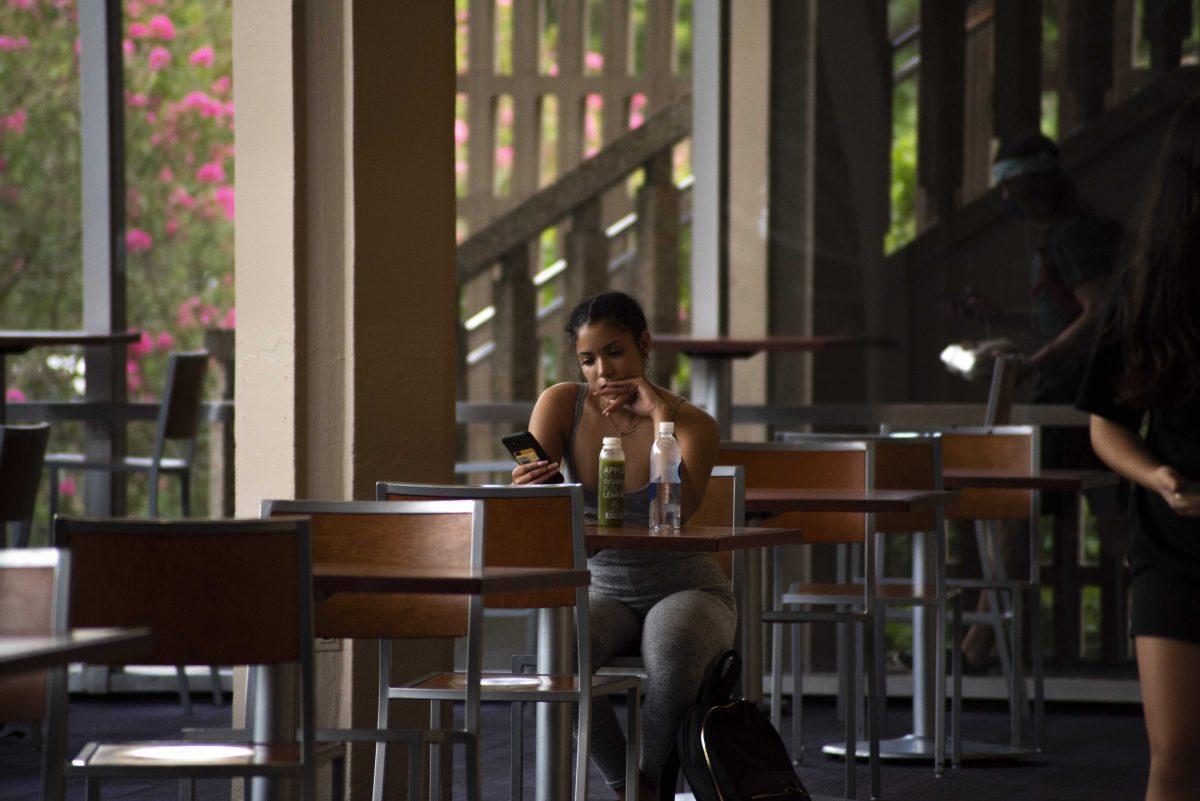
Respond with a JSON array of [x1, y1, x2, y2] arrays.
[[54, 517, 310, 666], [0, 549, 68, 722], [156, 351, 209, 443], [938, 427, 1036, 520], [0, 424, 50, 523], [719, 442, 867, 544], [262, 499, 482, 640], [375, 483, 583, 610], [688, 466, 744, 578]]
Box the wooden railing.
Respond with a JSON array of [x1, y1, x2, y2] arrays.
[[457, 95, 693, 399]]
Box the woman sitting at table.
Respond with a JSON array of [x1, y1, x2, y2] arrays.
[[513, 291, 727, 801]]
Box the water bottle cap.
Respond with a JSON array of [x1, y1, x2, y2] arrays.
[[658, 421, 675, 435], [602, 437, 623, 447]]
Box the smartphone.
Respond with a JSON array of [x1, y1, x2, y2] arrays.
[[501, 430, 564, 483]]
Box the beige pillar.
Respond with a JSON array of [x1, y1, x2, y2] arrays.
[[234, 2, 458, 798], [728, 0, 771, 442]]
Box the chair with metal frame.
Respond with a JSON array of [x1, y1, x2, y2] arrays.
[[45, 350, 209, 519], [374, 481, 642, 801], [771, 433, 965, 775], [0, 548, 71, 801], [900, 424, 1045, 751], [0, 423, 50, 547], [46, 351, 216, 713], [260, 497, 492, 801], [52, 516, 341, 801]]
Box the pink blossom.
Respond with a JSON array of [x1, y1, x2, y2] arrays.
[[145, 111, 156, 124], [196, 160, 225, 183], [3, 108, 27, 135], [148, 14, 175, 40], [177, 297, 201, 328], [59, 476, 77, 498], [497, 0, 511, 5], [631, 93, 647, 111], [181, 90, 223, 118], [586, 94, 603, 111], [495, 145, 514, 169], [129, 331, 154, 359], [128, 22, 150, 38], [0, 36, 29, 51], [122, 38, 135, 56], [126, 228, 153, 253], [127, 92, 149, 107], [8, 0, 34, 9], [165, 218, 179, 236], [157, 166, 173, 182], [169, 186, 196, 208], [455, 159, 467, 176], [4, 388, 25, 403], [629, 111, 644, 129], [148, 46, 171, 70], [548, 63, 559, 76], [189, 44, 214, 68], [585, 51, 604, 71], [223, 101, 234, 117], [211, 75, 230, 94], [220, 307, 236, 329], [213, 185, 234, 220], [126, 358, 143, 394], [74, 37, 81, 56], [198, 305, 217, 326], [499, 104, 514, 126], [454, 118, 469, 145], [155, 331, 176, 350], [127, 1, 142, 17], [0, 186, 20, 203]]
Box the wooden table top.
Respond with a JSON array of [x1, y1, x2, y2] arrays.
[[0, 330, 141, 354], [313, 563, 590, 596], [0, 627, 152, 676], [585, 523, 804, 552], [942, 468, 1119, 492], [648, 334, 897, 358], [745, 488, 959, 515]]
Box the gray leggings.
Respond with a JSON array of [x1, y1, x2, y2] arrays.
[[585, 588, 737, 790]]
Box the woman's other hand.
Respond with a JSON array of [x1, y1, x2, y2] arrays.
[[1150, 465, 1200, 517], [512, 459, 561, 485], [593, 376, 665, 419]]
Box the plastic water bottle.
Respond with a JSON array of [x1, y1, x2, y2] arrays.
[[650, 421, 682, 531]]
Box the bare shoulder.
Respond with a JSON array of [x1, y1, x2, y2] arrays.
[[676, 399, 719, 444], [530, 382, 583, 438]]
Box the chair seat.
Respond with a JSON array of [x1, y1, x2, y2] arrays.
[[392, 671, 640, 703], [781, 581, 962, 606], [45, 453, 190, 472], [67, 739, 343, 779]]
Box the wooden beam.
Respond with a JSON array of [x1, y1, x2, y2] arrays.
[[917, 0, 966, 224], [993, 0, 1043, 144]]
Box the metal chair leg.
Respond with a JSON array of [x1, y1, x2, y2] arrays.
[[180, 469, 192, 517], [373, 641, 391, 801], [1032, 582, 1045, 751], [791, 619, 803, 764], [405, 740, 423, 801], [952, 596, 963, 768], [770, 619, 784, 731], [510, 700, 524, 801], [843, 618, 857, 801], [429, 700, 446, 801], [85, 778, 101, 801], [179, 778, 196, 801], [626, 685, 641, 801], [574, 692, 592, 801], [1011, 586, 1025, 748], [209, 666, 224, 705], [176, 666, 193, 714], [863, 617, 881, 801]]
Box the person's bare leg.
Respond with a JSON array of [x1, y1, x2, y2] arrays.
[[1136, 635, 1200, 801]]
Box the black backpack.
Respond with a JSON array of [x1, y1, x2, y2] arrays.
[[676, 650, 812, 801]]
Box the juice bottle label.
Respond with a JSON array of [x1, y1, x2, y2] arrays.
[[597, 458, 625, 526]]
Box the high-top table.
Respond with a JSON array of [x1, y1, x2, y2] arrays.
[[741, 488, 963, 764], [251, 563, 590, 801], [648, 334, 896, 436], [0, 627, 152, 677], [0, 331, 140, 423]]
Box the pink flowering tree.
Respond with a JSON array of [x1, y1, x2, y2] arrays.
[[0, 0, 233, 522]]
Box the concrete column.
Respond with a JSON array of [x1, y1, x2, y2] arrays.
[[727, 1, 770, 442], [234, 1, 458, 798]]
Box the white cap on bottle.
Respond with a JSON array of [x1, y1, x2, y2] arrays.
[[602, 437, 623, 447], [658, 421, 675, 435]]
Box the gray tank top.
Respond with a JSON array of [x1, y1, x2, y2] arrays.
[[562, 383, 734, 614]]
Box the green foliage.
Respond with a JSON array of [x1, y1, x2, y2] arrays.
[[1, 0, 233, 538], [886, 77, 917, 254]]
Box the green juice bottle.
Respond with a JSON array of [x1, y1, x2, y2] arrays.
[[597, 436, 625, 527]]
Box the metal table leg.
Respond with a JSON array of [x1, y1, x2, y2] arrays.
[[249, 664, 299, 801], [536, 608, 573, 801]]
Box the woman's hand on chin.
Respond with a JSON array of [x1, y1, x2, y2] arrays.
[[593, 376, 665, 419]]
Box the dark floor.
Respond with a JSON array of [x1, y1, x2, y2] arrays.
[[0, 694, 1149, 800]]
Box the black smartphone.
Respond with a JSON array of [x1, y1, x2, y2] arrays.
[[501, 430, 564, 483]]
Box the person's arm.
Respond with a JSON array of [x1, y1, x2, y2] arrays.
[[1089, 414, 1200, 517], [1024, 274, 1108, 376], [512, 383, 575, 485]]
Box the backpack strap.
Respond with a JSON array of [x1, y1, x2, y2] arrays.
[[696, 649, 741, 705]]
